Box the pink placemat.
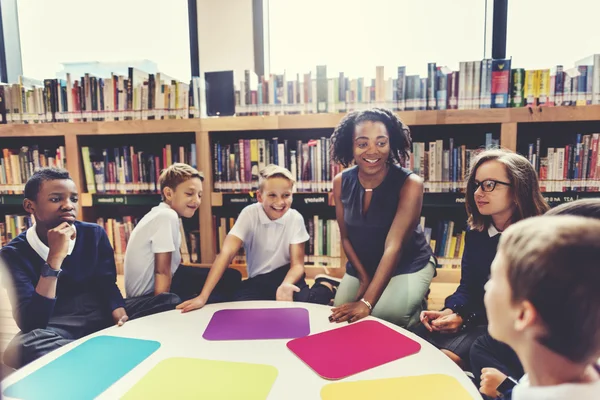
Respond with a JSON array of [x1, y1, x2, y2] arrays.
[[287, 320, 421, 380], [203, 308, 310, 340]]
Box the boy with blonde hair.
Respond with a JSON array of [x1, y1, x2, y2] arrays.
[[125, 163, 240, 301], [178, 164, 337, 312], [484, 215, 600, 399]]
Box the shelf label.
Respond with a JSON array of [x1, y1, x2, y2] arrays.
[[222, 193, 258, 207], [96, 196, 126, 204], [295, 193, 329, 206], [92, 194, 162, 206], [543, 194, 576, 204], [220, 192, 330, 207], [422, 192, 466, 207], [0, 195, 25, 206]]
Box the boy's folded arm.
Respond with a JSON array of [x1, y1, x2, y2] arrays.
[[198, 234, 243, 300], [154, 252, 173, 295]]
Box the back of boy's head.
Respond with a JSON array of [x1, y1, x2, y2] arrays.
[[545, 198, 600, 219], [159, 163, 203, 193], [258, 164, 295, 191], [498, 215, 600, 364], [24, 167, 72, 201]]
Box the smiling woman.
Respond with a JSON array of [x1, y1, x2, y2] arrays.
[[328, 108, 436, 328]]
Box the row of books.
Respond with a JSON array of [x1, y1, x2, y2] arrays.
[[0, 214, 34, 248], [213, 138, 342, 192], [233, 55, 600, 114], [529, 134, 600, 192], [1, 146, 67, 194], [236, 61, 507, 114], [0, 71, 205, 124], [410, 134, 497, 193], [421, 217, 466, 268], [96, 216, 199, 274], [82, 144, 197, 194], [3, 54, 599, 125], [213, 215, 342, 268]]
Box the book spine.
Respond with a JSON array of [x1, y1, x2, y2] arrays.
[[510, 69, 525, 107], [491, 59, 511, 108], [427, 62, 437, 110]]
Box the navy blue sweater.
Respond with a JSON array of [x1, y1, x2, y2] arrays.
[[444, 228, 501, 324], [0, 221, 125, 332]]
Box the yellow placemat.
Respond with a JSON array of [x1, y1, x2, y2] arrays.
[[321, 374, 474, 400], [123, 357, 278, 400]]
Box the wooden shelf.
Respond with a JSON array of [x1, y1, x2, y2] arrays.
[[0, 119, 201, 137], [3, 106, 600, 268], [80, 193, 162, 207], [211, 190, 600, 209], [2, 105, 600, 137], [432, 267, 461, 284], [211, 192, 333, 207]]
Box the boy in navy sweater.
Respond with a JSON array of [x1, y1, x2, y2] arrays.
[[0, 168, 180, 368]]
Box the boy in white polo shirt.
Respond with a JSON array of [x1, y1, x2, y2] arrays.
[[484, 215, 600, 400], [177, 164, 337, 312], [124, 163, 241, 302]]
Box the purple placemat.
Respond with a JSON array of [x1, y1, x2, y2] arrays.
[[203, 308, 310, 340]]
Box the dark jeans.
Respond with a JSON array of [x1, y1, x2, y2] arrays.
[[470, 333, 524, 390], [3, 292, 180, 369], [232, 264, 334, 305], [170, 265, 242, 302]]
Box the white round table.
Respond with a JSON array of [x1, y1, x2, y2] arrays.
[[2, 301, 482, 399]]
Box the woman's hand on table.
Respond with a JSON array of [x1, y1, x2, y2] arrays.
[[176, 295, 207, 313], [329, 301, 371, 324]]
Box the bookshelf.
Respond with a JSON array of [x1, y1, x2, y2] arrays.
[[2, 106, 600, 294]]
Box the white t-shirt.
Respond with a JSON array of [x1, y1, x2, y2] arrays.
[[124, 202, 181, 297], [228, 203, 309, 278], [513, 371, 600, 400]]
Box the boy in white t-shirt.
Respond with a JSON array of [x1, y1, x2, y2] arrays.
[[177, 165, 338, 313], [124, 163, 241, 301], [484, 215, 600, 400]]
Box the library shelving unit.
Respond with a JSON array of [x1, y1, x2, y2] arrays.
[[3, 105, 600, 305]]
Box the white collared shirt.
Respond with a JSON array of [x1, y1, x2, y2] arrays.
[[26, 224, 77, 261], [513, 373, 600, 400], [124, 202, 181, 297], [488, 224, 500, 237], [229, 203, 309, 278]]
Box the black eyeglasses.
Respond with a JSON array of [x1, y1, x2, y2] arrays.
[[473, 180, 512, 193]]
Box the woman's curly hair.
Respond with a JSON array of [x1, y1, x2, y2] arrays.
[[329, 108, 412, 167]]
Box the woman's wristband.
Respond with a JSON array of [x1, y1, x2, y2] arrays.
[[360, 298, 373, 313]]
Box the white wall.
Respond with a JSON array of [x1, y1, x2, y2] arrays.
[[197, 0, 255, 81], [507, 0, 600, 70], [17, 0, 190, 80], [2, 0, 23, 83], [268, 0, 488, 79]]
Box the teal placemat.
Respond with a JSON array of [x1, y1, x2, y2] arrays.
[[3, 335, 160, 400]]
